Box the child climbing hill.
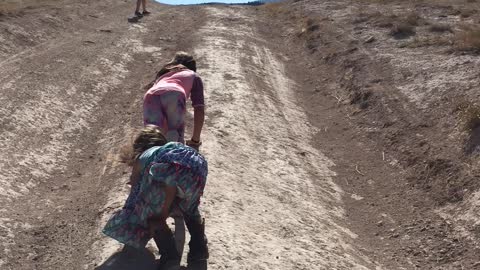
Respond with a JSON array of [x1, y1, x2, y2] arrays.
[[143, 52, 205, 150], [103, 126, 209, 269]]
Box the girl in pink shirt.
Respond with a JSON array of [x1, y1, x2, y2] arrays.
[[144, 52, 205, 147], [142, 53, 209, 265]]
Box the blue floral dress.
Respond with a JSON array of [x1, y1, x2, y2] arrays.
[[102, 142, 208, 248]]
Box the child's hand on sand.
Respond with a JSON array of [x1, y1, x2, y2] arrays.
[[186, 139, 202, 151]]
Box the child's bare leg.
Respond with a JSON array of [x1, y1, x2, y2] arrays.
[[150, 185, 180, 266], [135, 0, 142, 13], [185, 208, 209, 262], [142, 0, 147, 12], [153, 222, 181, 267]]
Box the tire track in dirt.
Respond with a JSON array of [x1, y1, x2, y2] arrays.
[[193, 6, 377, 269]]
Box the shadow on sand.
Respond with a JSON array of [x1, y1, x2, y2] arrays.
[[94, 247, 207, 270], [94, 247, 157, 270]]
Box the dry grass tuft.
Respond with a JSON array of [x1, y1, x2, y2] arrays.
[[464, 107, 480, 131], [373, 13, 398, 28], [455, 25, 480, 52], [405, 12, 421, 26], [264, 2, 288, 16], [459, 8, 476, 18], [0, 2, 20, 15], [429, 23, 452, 33], [0, 0, 60, 16], [298, 16, 322, 51], [370, 11, 421, 39], [264, 2, 321, 50], [390, 22, 416, 38], [300, 17, 319, 35], [457, 102, 480, 131], [405, 35, 452, 48]]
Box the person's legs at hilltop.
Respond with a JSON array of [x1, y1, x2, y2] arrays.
[[142, 0, 151, 15], [134, 0, 143, 17]]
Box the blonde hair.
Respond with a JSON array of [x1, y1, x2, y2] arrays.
[[120, 125, 167, 165]]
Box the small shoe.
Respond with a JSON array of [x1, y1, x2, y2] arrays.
[[158, 256, 181, 270], [142, 10, 151, 16], [187, 240, 209, 263], [134, 11, 143, 18], [154, 229, 181, 270], [127, 16, 140, 23]]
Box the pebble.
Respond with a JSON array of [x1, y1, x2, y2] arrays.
[[364, 36, 375, 43]]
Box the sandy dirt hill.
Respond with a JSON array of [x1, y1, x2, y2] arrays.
[[0, 0, 479, 269]]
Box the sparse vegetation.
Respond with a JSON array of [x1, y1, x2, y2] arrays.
[[459, 8, 476, 18], [458, 102, 480, 131], [390, 22, 416, 39], [429, 23, 452, 33], [300, 17, 319, 35], [455, 100, 480, 155], [0, 2, 19, 15], [298, 16, 321, 51], [264, 2, 287, 15], [369, 11, 421, 39], [405, 36, 452, 48], [0, 0, 60, 16], [264, 2, 321, 50], [455, 25, 480, 52], [405, 12, 421, 26], [373, 13, 398, 28]]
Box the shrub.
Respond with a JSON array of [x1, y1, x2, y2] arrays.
[[373, 13, 398, 28], [405, 12, 421, 26], [429, 23, 452, 33], [390, 22, 416, 39], [376, 12, 421, 39], [455, 26, 480, 52], [460, 9, 476, 18], [302, 17, 319, 33], [457, 101, 480, 131], [0, 0, 60, 16], [464, 106, 480, 131], [264, 2, 287, 15]]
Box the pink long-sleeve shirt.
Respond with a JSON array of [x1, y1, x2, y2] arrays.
[[146, 69, 205, 107]]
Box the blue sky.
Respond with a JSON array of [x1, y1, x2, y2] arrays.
[[156, 0, 255, 4]]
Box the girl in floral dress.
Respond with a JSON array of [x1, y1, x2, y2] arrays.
[[103, 126, 209, 268]]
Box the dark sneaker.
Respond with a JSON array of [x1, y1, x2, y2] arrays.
[[127, 16, 140, 23], [187, 238, 209, 262], [158, 256, 181, 270], [134, 11, 143, 18], [154, 229, 181, 269], [142, 10, 151, 16]]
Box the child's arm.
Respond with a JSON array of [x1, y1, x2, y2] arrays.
[[127, 161, 141, 186], [190, 75, 205, 143], [191, 106, 204, 142]]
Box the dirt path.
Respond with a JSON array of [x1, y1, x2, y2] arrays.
[[3, 1, 477, 270], [192, 6, 375, 269], [91, 5, 377, 270]]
